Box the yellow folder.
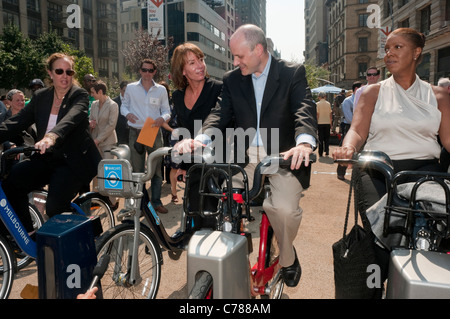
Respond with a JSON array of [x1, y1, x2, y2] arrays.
[[137, 117, 159, 147]]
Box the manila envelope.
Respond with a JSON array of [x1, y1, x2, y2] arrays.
[[137, 117, 159, 147]]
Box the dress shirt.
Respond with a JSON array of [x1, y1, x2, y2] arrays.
[[121, 79, 170, 129], [341, 94, 355, 124], [251, 55, 271, 146]]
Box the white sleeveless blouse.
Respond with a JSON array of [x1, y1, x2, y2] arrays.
[[364, 75, 441, 160]]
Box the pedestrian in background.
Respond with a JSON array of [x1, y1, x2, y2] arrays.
[[113, 81, 129, 145], [121, 58, 171, 214], [89, 80, 119, 208], [438, 77, 450, 95], [353, 66, 381, 109], [332, 90, 345, 134], [336, 81, 362, 180], [316, 91, 332, 157]]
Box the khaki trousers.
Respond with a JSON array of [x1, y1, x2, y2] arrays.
[[233, 147, 304, 267]]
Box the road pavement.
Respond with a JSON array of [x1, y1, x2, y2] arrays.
[[9, 145, 353, 299]]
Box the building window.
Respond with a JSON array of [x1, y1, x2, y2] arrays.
[[420, 5, 431, 34], [358, 14, 369, 27], [3, 11, 20, 26], [27, 0, 40, 12], [399, 18, 409, 28], [358, 37, 368, 52], [27, 17, 42, 36]]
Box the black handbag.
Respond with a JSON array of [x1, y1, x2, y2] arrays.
[[332, 172, 381, 299]]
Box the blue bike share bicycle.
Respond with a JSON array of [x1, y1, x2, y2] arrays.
[[0, 146, 111, 298]]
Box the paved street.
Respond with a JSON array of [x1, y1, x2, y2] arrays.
[[9, 145, 352, 299]]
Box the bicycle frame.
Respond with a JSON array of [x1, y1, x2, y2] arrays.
[[0, 182, 36, 258], [251, 212, 281, 295]]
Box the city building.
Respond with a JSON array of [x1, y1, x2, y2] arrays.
[[234, 0, 265, 33], [305, 0, 329, 66], [0, 0, 238, 83], [326, 0, 379, 89], [377, 0, 450, 84], [1, 0, 120, 79]]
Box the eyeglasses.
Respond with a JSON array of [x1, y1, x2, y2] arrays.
[[54, 69, 75, 76], [367, 73, 379, 77], [141, 68, 155, 73]]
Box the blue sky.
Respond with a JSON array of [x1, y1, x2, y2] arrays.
[[266, 0, 306, 62]]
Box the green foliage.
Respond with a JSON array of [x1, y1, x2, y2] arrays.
[[304, 59, 331, 91], [0, 24, 45, 89], [0, 24, 95, 91]]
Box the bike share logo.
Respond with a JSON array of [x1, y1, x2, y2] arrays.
[[103, 164, 123, 190]]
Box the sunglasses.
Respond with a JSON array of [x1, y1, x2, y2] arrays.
[[54, 69, 75, 76], [141, 68, 155, 73], [367, 72, 379, 77]]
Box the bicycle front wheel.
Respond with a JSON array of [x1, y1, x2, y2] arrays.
[[95, 223, 162, 299], [0, 235, 16, 299], [74, 195, 115, 233]]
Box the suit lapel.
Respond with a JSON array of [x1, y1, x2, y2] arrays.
[[240, 75, 257, 115], [261, 58, 280, 118]]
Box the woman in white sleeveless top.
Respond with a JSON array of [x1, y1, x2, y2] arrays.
[[332, 28, 450, 295], [334, 27, 450, 216]]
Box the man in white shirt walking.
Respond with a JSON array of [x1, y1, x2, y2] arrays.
[[121, 58, 171, 214]]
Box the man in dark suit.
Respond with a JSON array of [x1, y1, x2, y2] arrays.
[[113, 81, 129, 145], [176, 24, 317, 287]]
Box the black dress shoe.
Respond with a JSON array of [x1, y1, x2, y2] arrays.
[[281, 248, 301, 287]]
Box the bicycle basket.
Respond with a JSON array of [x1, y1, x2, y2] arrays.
[[97, 158, 136, 198]]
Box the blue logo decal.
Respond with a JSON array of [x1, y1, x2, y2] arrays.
[[104, 164, 123, 189]]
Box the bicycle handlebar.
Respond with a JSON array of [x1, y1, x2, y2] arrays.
[[245, 153, 317, 200], [0, 146, 40, 179], [143, 147, 316, 201], [334, 150, 395, 187]]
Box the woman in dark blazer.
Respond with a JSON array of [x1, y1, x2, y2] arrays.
[[0, 53, 101, 233], [170, 42, 223, 212]]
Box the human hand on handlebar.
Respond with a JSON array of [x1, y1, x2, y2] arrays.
[[35, 133, 57, 154], [332, 144, 357, 167], [281, 143, 314, 170], [173, 138, 205, 155]]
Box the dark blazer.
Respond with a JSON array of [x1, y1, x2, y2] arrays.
[[172, 77, 223, 138], [0, 85, 101, 184], [113, 95, 129, 144], [202, 56, 318, 188]]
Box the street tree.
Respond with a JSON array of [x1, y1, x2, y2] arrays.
[[122, 28, 174, 82], [0, 24, 44, 90]]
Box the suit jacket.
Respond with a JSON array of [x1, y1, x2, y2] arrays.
[[0, 85, 101, 184], [202, 56, 318, 188], [89, 96, 118, 149], [113, 95, 130, 144]]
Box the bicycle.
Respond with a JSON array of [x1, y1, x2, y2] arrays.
[[337, 150, 450, 298], [0, 146, 105, 298], [95, 145, 315, 299]]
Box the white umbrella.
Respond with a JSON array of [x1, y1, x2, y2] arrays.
[[311, 84, 345, 94]]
